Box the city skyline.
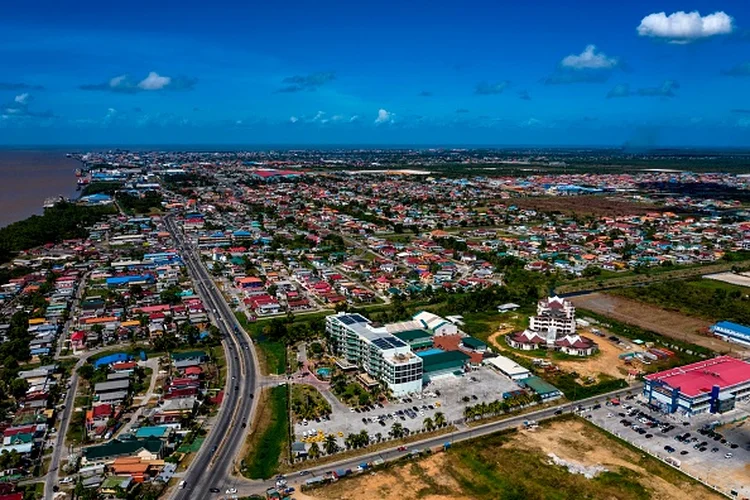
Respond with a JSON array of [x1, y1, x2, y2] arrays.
[[2, 0, 750, 146]]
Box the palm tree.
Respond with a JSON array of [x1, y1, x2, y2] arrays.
[[389, 422, 405, 439], [308, 442, 320, 459], [375, 432, 383, 443], [324, 434, 339, 455], [434, 412, 446, 428], [358, 429, 370, 448], [423, 417, 435, 432], [344, 434, 355, 450]]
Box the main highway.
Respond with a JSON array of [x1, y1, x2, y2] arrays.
[[165, 214, 259, 500]]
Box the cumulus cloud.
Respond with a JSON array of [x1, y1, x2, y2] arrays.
[[289, 116, 299, 123], [0, 82, 44, 91], [518, 90, 531, 101], [374, 108, 393, 124], [277, 72, 335, 93], [80, 72, 196, 93], [138, 72, 171, 90], [474, 81, 509, 95], [606, 80, 680, 98], [545, 45, 621, 85], [14, 93, 30, 105], [561, 45, 618, 69], [721, 62, 750, 77], [637, 11, 734, 43]]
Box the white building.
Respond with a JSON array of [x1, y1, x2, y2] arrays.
[[484, 355, 531, 380], [529, 296, 576, 335], [412, 311, 458, 336], [326, 313, 423, 396]]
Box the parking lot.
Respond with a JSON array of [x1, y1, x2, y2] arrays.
[[293, 365, 522, 447], [581, 396, 750, 498]]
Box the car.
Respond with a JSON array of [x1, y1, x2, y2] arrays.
[[179, 481, 187, 489], [211, 445, 218, 453], [724, 452, 733, 459], [235, 385, 239, 391], [59, 477, 74, 485], [711, 447, 719, 453], [680, 450, 689, 455], [664, 446, 675, 453], [397, 446, 408, 451], [210, 487, 221, 493], [645, 434, 653, 439], [249, 393, 254, 399], [226, 488, 237, 494], [554, 410, 563, 415]]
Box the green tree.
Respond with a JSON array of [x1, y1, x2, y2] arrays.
[[10, 378, 29, 400], [308, 441, 320, 459]]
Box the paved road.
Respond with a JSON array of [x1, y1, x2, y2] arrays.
[[228, 384, 642, 497], [44, 352, 97, 498], [165, 215, 260, 500]]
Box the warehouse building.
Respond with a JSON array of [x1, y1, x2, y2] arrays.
[[417, 349, 470, 382], [484, 355, 531, 380], [643, 356, 750, 415], [710, 321, 750, 347]]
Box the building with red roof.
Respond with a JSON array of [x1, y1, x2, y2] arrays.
[[644, 356, 750, 415]]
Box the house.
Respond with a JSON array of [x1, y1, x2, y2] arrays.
[[81, 439, 164, 465]]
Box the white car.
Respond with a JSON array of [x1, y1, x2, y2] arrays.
[[226, 488, 237, 494], [59, 477, 74, 484]]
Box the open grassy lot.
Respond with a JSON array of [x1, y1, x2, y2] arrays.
[[299, 416, 722, 500], [571, 293, 731, 355], [235, 311, 287, 375], [612, 277, 750, 325], [242, 384, 289, 479]]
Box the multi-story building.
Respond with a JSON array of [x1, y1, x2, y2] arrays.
[[326, 313, 423, 396], [529, 296, 576, 335]]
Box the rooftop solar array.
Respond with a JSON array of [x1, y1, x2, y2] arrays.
[[371, 336, 407, 350], [338, 313, 369, 325]]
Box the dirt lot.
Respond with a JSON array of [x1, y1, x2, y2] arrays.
[[299, 418, 722, 500], [704, 271, 750, 289], [509, 195, 661, 217], [570, 293, 732, 353], [487, 327, 633, 380]]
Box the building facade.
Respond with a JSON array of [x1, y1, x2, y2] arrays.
[[643, 356, 750, 415], [326, 313, 423, 396]]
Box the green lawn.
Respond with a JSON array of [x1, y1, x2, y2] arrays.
[[234, 312, 287, 375], [243, 385, 289, 479], [290, 384, 331, 421]]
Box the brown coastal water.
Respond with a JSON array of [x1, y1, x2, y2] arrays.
[[0, 150, 80, 228]]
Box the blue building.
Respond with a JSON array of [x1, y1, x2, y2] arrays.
[[711, 321, 750, 347], [94, 353, 131, 368]]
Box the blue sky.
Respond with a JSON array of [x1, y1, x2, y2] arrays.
[[2, 0, 750, 146]]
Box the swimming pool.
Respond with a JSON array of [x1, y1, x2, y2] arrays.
[[316, 367, 332, 377], [417, 348, 445, 357]]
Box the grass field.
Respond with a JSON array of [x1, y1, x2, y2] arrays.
[[300, 416, 722, 500], [235, 311, 287, 375], [242, 384, 289, 479]]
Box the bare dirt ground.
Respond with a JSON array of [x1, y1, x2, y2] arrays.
[[509, 195, 661, 217], [299, 419, 723, 500], [487, 327, 632, 380], [516, 420, 722, 500], [570, 293, 734, 353], [704, 271, 750, 289], [295, 453, 469, 500]]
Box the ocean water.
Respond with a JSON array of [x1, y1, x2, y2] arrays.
[[0, 149, 80, 228]]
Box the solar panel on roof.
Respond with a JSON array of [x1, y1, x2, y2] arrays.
[[387, 337, 406, 348], [372, 338, 391, 349], [339, 315, 356, 325]]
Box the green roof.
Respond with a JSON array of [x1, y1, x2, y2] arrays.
[[82, 439, 163, 460], [393, 329, 432, 342], [419, 350, 470, 372], [461, 337, 487, 349], [522, 376, 560, 396], [171, 350, 206, 361]]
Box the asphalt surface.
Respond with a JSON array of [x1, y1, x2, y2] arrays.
[[230, 384, 642, 497], [165, 215, 259, 500]]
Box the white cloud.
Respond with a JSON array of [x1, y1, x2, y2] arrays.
[[14, 93, 30, 104], [350, 115, 360, 122], [311, 111, 326, 123], [374, 109, 393, 124], [561, 45, 618, 69], [138, 72, 171, 90], [637, 11, 734, 43], [109, 75, 128, 88], [289, 116, 299, 123]]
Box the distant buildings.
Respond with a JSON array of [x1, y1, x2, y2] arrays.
[[710, 321, 750, 347], [507, 296, 598, 356]]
